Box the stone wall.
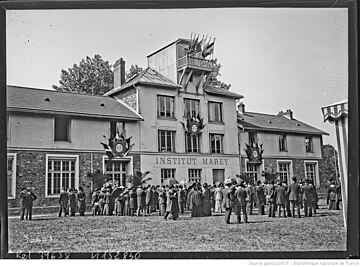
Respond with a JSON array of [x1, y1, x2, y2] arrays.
[[10, 150, 105, 208]]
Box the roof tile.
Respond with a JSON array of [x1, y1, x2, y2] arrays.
[[7, 85, 142, 120]]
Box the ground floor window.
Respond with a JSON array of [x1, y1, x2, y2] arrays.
[[7, 153, 16, 199], [213, 169, 225, 184], [305, 162, 318, 185], [278, 161, 292, 184], [188, 169, 202, 184], [161, 169, 176, 184], [105, 160, 127, 187], [246, 164, 258, 184], [47, 155, 78, 196]]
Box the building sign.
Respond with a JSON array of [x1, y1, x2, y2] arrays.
[[155, 156, 229, 166]]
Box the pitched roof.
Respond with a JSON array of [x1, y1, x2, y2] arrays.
[[7, 85, 142, 121], [204, 85, 243, 99], [238, 111, 328, 135], [104, 67, 181, 96]]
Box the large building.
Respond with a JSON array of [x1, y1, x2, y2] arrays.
[[237, 103, 328, 187], [6, 85, 142, 207], [105, 38, 243, 185], [6, 36, 328, 210]]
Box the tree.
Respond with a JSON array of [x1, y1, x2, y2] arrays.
[[126, 64, 143, 80], [321, 144, 340, 185], [207, 58, 231, 90], [52, 54, 114, 96]]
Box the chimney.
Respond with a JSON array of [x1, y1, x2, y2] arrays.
[[113, 58, 126, 88], [237, 102, 245, 115], [277, 109, 294, 120]]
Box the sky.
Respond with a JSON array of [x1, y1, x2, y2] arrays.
[[6, 8, 348, 148]]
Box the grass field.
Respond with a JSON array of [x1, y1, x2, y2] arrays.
[[8, 201, 346, 253]]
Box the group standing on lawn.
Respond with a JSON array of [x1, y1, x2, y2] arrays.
[[20, 177, 342, 223]]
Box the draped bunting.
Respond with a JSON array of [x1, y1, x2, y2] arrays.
[[322, 100, 348, 228]]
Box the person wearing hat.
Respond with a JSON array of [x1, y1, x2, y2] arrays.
[[222, 179, 236, 224], [20, 187, 30, 221], [128, 187, 137, 216], [136, 185, 146, 216], [301, 179, 314, 217], [114, 186, 124, 216], [255, 180, 266, 215], [163, 185, 180, 220], [235, 182, 248, 223], [274, 181, 286, 218], [145, 184, 154, 215], [202, 183, 212, 216], [214, 183, 224, 213], [58, 187, 69, 217], [245, 183, 254, 215], [102, 188, 112, 216], [152, 185, 159, 213], [68, 188, 77, 216], [189, 186, 201, 217], [25, 187, 37, 220], [266, 180, 276, 217], [158, 187, 166, 216], [77, 187, 86, 216], [287, 177, 301, 218], [177, 185, 186, 214]]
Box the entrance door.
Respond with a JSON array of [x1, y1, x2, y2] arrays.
[[213, 169, 225, 185], [105, 160, 127, 187]]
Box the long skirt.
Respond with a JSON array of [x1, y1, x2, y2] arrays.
[[215, 200, 223, 213]]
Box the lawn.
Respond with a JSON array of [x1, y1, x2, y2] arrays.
[[8, 202, 346, 253]]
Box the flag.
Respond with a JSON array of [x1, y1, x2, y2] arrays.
[[202, 40, 214, 58], [189, 34, 199, 54]]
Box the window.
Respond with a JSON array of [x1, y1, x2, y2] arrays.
[[278, 162, 291, 184], [184, 98, 199, 118], [189, 169, 202, 184], [157, 95, 175, 118], [213, 169, 225, 184], [305, 136, 313, 153], [158, 130, 176, 152], [161, 169, 175, 184], [47, 156, 78, 196], [305, 162, 317, 182], [54, 117, 71, 141], [249, 132, 258, 147], [110, 121, 125, 138], [208, 102, 223, 122], [246, 164, 258, 183], [210, 134, 224, 154], [185, 133, 200, 153], [105, 160, 127, 187], [7, 153, 16, 199], [279, 134, 287, 151]]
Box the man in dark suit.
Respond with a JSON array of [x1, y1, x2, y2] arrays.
[[274, 181, 286, 217], [222, 179, 235, 224], [178, 185, 186, 214], [26, 187, 37, 220], [145, 185, 153, 215], [301, 179, 314, 217], [136, 185, 146, 216], [245, 183, 254, 215], [287, 177, 301, 218], [235, 182, 248, 223], [58, 187, 69, 217], [202, 183, 212, 216], [266, 180, 276, 217], [255, 180, 266, 215]]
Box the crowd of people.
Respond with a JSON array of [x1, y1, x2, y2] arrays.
[[20, 177, 342, 223]]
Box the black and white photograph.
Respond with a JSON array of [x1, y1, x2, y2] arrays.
[[0, 0, 358, 260]]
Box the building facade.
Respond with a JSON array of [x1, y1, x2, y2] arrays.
[[238, 103, 328, 187], [106, 39, 243, 186], [6, 85, 142, 206]]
